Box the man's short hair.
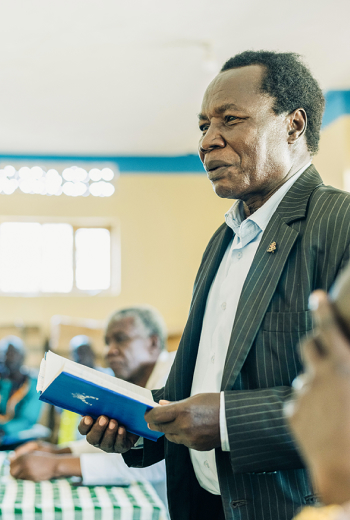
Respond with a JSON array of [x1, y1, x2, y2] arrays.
[[221, 50, 325, 155], [107, 305, 168, 350]]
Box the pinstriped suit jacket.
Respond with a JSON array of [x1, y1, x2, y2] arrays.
[[124, 166, 350, 520]]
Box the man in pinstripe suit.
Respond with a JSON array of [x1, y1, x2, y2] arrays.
[[79, 51, 350, 520]]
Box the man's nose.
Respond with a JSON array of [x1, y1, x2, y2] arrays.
[[199, 126, 226, 156], [106, 342, 118, 355]]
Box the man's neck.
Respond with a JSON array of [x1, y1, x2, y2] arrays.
[[243, 158, 311, 217], [128, 363, 157, 388]]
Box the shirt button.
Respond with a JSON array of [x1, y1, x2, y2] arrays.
[[204, 460, 210, 468], [237, 251, 242, 259], [211, 355, 215, 363], [221, 302, 226, 310]]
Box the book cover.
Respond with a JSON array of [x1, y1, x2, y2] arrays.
[[39, 372, 163, 442]]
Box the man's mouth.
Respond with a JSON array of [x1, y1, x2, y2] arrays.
[[108, 358, 124, 368], [205, 161, 232, 180], [207, 165, 230, 181]]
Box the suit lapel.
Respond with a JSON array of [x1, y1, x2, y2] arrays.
[[221, 165, 324, 390], [221, 213, 298, 389], [190, 225, 233, 317], [170, 224, 233, 400]]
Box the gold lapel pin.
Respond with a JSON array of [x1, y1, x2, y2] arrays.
[[267, 241, 277, 253]]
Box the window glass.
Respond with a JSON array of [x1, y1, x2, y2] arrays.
[[0, 222, 42, 292], [0, 222, 112, 294], [41, 223, 73, 293], [75, 228, 111, 291]]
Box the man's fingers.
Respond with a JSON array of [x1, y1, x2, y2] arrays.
[[148, 420, 179, 434], [12, 441, 39, 459], [113, 425, 127, 452], [85, 416, 110, 447], [78, 416, 94, 435], [78, 415, 137, 453], [99, 419, 120, 452], [309, 291, 350, 359], [300, 336, 326, 372], [283, 397, 296, 419], [299, 290, 350, 382], [10, 457, 24, 478], [115, 426, 131, 453], [9, 461, 19, 478], [113, 426, 135, 453], [292, 373, 310, 392], [145, 403, 177, 425]]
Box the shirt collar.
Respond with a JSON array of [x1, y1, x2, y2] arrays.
[[225, 162, 311, 234]]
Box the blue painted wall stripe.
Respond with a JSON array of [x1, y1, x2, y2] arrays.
[[0, 90, 349, 172], [0, 153, 205, 173], [322, 90, 350, 128]]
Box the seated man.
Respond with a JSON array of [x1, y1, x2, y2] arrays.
[[10, 306, 175, 506], [0, 336, 43, 448]]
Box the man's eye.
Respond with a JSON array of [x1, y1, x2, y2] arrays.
[[225, 115, 238, 123], [199, 124, 209, 133], [115, 335, 129, 343]]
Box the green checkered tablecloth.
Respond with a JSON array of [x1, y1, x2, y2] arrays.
[[0, 452, 167, 520]]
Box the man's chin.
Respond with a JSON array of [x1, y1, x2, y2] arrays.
[[212, 181, 238, 199], [210, 175, 241, 199], [110, 364, 128, 380]]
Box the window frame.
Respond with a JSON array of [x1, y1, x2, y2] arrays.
[[0, 215, 121, 297]]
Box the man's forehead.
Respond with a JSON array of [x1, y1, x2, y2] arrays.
[[200, 64, 267, 117], [106, 315, 145, 335]]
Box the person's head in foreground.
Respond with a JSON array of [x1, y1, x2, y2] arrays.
[[69, 335, 96, 369], [199, 50, 324, 213], [285, 263, 350, 518]]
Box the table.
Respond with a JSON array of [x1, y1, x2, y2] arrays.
[[0, 453, 167, 520]]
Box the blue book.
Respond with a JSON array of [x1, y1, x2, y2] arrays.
[[37, 351, 163, 442]]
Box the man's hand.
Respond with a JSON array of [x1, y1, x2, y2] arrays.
[[145, 393, 220, 451], [78, 416, 139, 453], [11, 441, 66, 459], [285, 290, 350, 505], [10, 452, 82, 481], [10, 452, 60, 481]]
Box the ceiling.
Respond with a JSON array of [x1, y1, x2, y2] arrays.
[[0, 0, 349, 156]]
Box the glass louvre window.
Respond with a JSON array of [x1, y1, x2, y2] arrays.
[[0, 223, 42, 293], [0, 222, 111, 294], [41, 224, 73, 293], [75, 228, 111, 291]]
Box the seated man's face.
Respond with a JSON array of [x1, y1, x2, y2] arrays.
[[105, 316, 158, 384]]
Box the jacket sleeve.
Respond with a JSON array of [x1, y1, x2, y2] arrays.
[[224, 387, 304, 473], [123, 387, 165, 468]]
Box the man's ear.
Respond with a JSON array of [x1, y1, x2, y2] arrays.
[[287, 108, 307, 145]]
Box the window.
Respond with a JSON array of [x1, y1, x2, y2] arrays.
[[0, 219, 120, 295], [0, 164, 117, 198]]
